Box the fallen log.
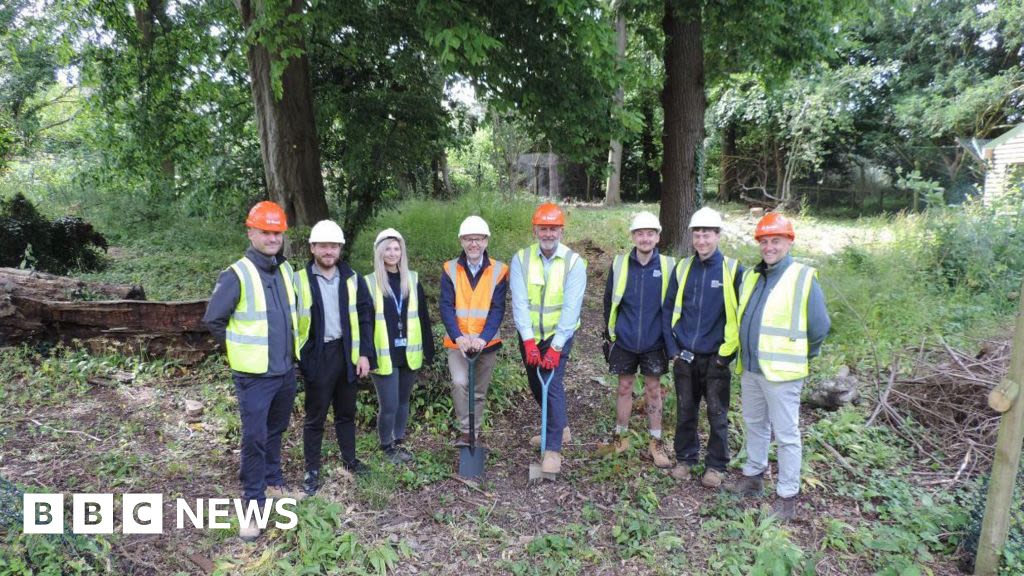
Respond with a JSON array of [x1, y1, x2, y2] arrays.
[[0, 268, 216, 362]]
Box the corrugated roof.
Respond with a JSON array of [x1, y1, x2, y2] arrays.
[[983, 124, 1024, 151]]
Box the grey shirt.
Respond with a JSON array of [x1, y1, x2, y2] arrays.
[[739, 254, 830, 376], [313, 264, 343, 342], [202, 246, 295, 377]]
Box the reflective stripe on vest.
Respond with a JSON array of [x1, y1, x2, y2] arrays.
[[607, 253, 675, 342], [225, 257, 300, 374], [515, 244, 586, 342], [443, 258, 508, 349], [295, 267, 361, 365], [366, 271, 423, 375], [735, 262, 815, 381], [669, 255, 740, 357]]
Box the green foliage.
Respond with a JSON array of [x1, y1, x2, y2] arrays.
[[704, 510, 813, 575], [0, 193, 107, 274], [0, 532, 113, 576]]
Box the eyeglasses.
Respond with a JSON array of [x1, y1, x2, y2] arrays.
[[461, 236, 487, 245]]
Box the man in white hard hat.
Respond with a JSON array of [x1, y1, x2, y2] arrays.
[[661, 206, 744, 488], [439, 216, 509, 446], [599, 211, 675, 469], [293, 219, 375, 495]]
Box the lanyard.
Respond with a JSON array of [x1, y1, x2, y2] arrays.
[[391, 291, 404, 337]]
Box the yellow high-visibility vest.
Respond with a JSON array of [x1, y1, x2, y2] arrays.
[[225, 257, 300, 374], [670, 255, 740, 357], [514, 244, 586, 342], [607, 253, 675, 341], [366, 272, 423, 375], [294, 267, 361, 365], [736, 262, 816, 381]]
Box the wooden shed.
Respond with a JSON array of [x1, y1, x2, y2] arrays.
[[983, 124, 1024, 203]]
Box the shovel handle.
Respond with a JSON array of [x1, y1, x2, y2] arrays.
[[536, 367, 555, 455], [465, 350, 483, 449]]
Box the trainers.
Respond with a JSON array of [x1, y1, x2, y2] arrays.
[[238, 516, 261, 541], [669, 462, 692, 481], [343, 458, 369, 475], [701, 468, 726, 488], [772, 495, 799, 522], [302, 470, 320, 496], [723, 473, 764, 497], [396, 445, 414, 463], [266, 484, 306, 501], [541, 451, 562, 474], [648, 439, 672, 469], [530, 426, 571, 449], [383, 445, 405, 465]]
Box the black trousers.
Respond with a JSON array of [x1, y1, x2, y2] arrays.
[[303, 340, 358, 470], [673, 353, 732, 471]]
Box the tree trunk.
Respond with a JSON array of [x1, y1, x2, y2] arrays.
[[659, 0, 703, 254], [134, 0, 177, 195], [719, 120, 738, 203], [237, 0, 329, 228], [604, 10, 626, 206]]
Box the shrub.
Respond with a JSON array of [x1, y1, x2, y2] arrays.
[[0, 192, 107, 274]]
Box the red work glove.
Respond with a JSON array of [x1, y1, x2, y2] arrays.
[[540, 348, 561, 371], [523, 339, 542, 367]]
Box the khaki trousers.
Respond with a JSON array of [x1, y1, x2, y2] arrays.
[[447, 348, 498, 434]]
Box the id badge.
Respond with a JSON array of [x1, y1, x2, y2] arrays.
[[394, 338, 408, 347], [679, 349, 695, 363]]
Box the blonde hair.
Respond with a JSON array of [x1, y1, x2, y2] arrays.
[[373, 236, 410, 299]]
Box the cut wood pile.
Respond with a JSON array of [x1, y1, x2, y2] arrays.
[[868, 337, 1009, 483], [0, 267, 215, 361]]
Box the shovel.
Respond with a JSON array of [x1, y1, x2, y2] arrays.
[[458, 350, 487, 480], [528, 366, 558, 482]]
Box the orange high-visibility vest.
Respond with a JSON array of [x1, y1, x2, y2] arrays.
[[442, 257, 508, 349]]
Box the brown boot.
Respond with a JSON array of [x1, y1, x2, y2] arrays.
[[596, 434, 630, 457], [541, 451, 562, 474], [723, 473, 764, 497], [701, 468, 726, 489], [530, 426, 571, 449], [648, 439, 672, 469], [238, 516, 261, 541], [266, 485, 306, 501], [669, 462, 692, 481]]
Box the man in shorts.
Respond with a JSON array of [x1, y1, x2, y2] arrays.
[[600, 211, 676, 469]]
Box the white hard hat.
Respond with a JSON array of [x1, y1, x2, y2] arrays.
[[629, 211, 662, 233], [688, 206, 724, 229], [458, 215, 491, 238], [374, 227, 404, 248], [308, 220, 345, 244]]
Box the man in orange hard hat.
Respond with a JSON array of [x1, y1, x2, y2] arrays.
[[724, 213, 830, 522], [203, 200, 305, 541], [510, 203, 587, 475]]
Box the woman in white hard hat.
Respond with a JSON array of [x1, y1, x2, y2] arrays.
[[366, 228, 436, 464]]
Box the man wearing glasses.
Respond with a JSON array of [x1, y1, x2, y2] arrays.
[[439, 216, 509, 447]]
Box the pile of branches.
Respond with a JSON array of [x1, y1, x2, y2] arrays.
[[868, 337, 1009, 482]]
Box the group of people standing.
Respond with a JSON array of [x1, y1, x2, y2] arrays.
[[203, 199, 829, 541]]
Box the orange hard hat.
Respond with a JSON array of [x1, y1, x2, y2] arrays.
[[754, 212, 795, 240], [246, 201, 288, 232], [532, 203, 565, 226]]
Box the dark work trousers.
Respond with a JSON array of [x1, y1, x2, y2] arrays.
[[518, 336, 574, 453], [673, 353, 732, 472], [371, 366, 418, 448], [303, 340, 359, 470], [234, 368, 297, 505]]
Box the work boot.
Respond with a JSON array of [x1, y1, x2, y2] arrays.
[[453, 432, 471, 447], [772, 495, 799, 522], [724, 473, 764, 497], [343, 458, 369, 475], [530, 426, 571, 449], [669, 462, 692, 481], [701, 468, 726, 489], [596, 434, 630, 457], [302, 470, 320, 496], [541, 451, 562, 474], [238, 516, 261, 541], [266, 484, 306, 501], [648, 439, 672, 469]]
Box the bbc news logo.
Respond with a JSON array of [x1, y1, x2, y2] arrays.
[[22, 494, 298, 534]]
